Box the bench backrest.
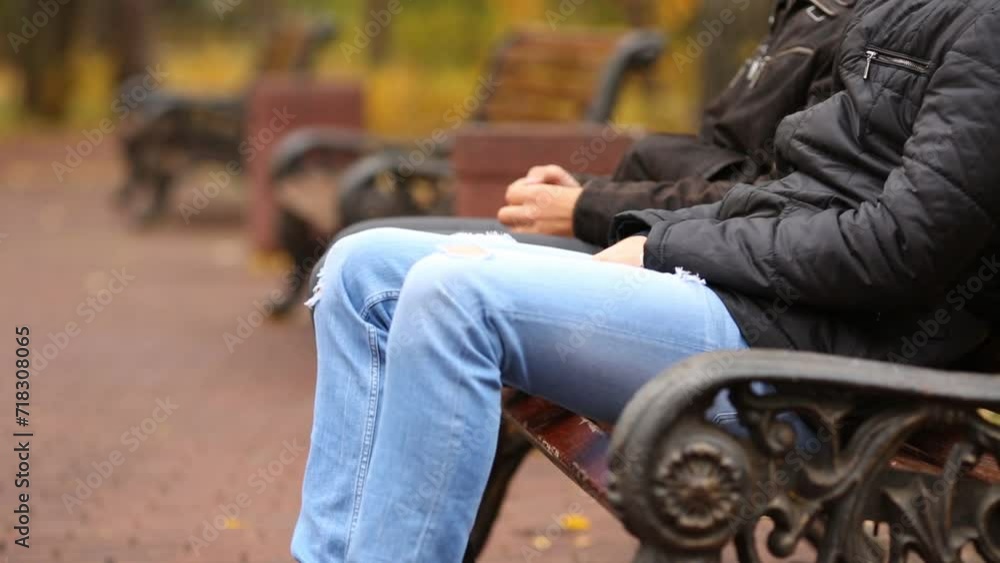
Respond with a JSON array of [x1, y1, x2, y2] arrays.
[[474, 28, 666, 124], [256, 19, 337, 75], [451, 124, 639, 217]]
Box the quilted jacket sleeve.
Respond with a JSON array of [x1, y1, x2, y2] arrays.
[[572, 177, 736, 246], [614, 13, 1000, 311]]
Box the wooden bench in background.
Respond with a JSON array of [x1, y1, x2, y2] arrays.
[[115, 17, 340, 226], [245, 79, 364, 250], [450, 122, 640, 217]]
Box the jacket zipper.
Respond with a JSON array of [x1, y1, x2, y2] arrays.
[[731, 0, 830, 92], [747, 46, 817, 88], [864, 47, 931, 79]]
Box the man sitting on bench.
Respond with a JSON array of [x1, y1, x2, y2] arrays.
[[291, 1, 1000, 561], [293, 0, 856, 560]]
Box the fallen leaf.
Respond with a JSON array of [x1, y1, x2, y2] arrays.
[[531, 535, 552, 551], [560, 513, 591, 532]]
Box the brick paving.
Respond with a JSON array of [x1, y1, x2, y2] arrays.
[[0, 139, 639, 563]]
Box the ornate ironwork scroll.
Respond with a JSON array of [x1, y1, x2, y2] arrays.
[[608, 350, 1000, 563]]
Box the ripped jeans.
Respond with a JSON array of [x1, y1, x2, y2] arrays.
[[291, 228, 749, 563]]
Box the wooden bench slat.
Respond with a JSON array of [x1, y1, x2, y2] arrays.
[[497, 49, 613, 71], [480, 103, 582, 124], [505, 31, 626, 51], [901, 432, 1000, 482], [501, 391, 612, 510], [474, 27, 661, 124], [486, 77, 599, 102]]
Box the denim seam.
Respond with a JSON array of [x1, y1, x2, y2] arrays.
[[411, 390, 465, 561], [345, 290, 399, 551], [360, 290, 401, 322], [497, 308, 736, 354]]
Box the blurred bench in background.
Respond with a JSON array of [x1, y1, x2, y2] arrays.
[[450, 122, 638, 217], [115, 17, 339, 226], [245, 79, 364, 250]]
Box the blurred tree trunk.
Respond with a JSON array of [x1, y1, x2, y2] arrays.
[[105, 0, 155, 86], [365, 0, 392, 65], [623, 0, 653, 27], [253, 0, 279, 28], [14, 0, 81, 120]]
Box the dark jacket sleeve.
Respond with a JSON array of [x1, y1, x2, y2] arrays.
[[614, 19, 1000, 311], [572, 176, 737, 246]]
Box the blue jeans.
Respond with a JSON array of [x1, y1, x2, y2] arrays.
[[292, 228, 748, 563]]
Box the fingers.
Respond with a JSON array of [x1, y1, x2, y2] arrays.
[[506, 166, 577, 206], [497, 204, 538, 228], [526, 164, 577, 187], [505, 180, 540, 204], [506, 182, 569, 207]]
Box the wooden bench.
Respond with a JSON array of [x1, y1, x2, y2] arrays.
[[115, 18, 337, 226], [264, 27, 666, 316], [468, 351, 1000, 562]]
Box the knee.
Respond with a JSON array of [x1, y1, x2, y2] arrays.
[[316, 228, 409, 279], [393, 254, 500, 357], [307, 228, 412, 310], [330, 227, 409, 260], [401, 253, 489, 310]]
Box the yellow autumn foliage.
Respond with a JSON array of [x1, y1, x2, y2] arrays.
[[0, 0, 715, 136]]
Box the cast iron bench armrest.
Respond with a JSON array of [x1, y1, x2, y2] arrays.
[[268, 127, 384, 181], [609, 350, 1000, 563], [585, 30, 667, 123], [268, 127, 453, 182]]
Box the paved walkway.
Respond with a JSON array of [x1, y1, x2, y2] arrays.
[[0, 139, 636, 562]]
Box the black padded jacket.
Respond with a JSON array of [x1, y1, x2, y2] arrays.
[[614, 0, 1000, 368], [573, 0, 855, 246]]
